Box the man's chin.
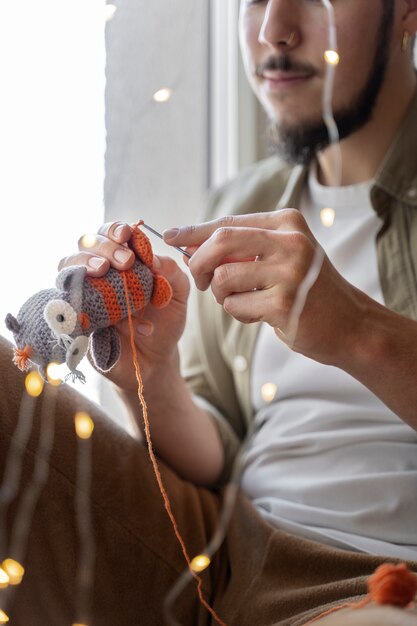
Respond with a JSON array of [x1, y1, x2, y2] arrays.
[[267, 119, 330, 166]]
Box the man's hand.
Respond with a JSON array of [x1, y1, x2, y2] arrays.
[[58, 221, 190, 392], [164, 210, 368, 368]]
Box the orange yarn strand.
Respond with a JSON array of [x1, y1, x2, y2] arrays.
[[303, 563, 417, 625], [122, 273, 226, 626]]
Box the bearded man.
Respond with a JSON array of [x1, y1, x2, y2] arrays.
[[2, 1, 417, 625]]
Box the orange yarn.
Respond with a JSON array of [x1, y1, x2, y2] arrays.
[[78, 311, 90, 330], [132, 221, 154, 267], [13, 345, 33, 371], [122, 273, 226, 626], [303, 563, 417, 625], [88, 276, 122, 325], [368, 563, 417, 607]]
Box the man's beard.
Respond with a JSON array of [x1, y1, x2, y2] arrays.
[[266, 2, 394, 166]]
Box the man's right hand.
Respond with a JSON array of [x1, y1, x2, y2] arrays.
[[58, 221, 190, 393]]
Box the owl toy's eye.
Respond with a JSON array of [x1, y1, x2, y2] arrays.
[[66, 335, 89, 371], [44, 299, 77, 335]]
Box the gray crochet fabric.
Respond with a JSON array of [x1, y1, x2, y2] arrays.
[[5, 229, 172, 382]]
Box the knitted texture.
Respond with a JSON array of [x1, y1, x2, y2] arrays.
[[5, 225, 172, 381]]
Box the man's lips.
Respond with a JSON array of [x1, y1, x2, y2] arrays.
[[261, 71, 314, 88]]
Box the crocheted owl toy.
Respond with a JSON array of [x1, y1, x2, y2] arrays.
[[5, 224, 173, 382]]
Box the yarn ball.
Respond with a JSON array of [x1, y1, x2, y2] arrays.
[[368, 563, 417, 607]]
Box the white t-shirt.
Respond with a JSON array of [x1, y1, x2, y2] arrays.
[[241, 165, 417, 560]]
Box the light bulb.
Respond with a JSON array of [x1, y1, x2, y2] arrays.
[[153, 88, 172, 103], [25, 371, 44, 398], [324, 50, 340, 65], [190, 554, 211, 573], [75, 412, 94, 440], [2, 559, 24, 585], [261, 383, 277, 403], [80, 234, 97, 249], [46, 362, 63, 386], [0, 568, 9, 589], [320, 207, 336, 228], [105, 4, 117, 22]]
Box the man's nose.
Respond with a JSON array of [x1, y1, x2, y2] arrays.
[[258, 0, 300, 51]]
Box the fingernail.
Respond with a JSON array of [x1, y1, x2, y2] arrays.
[[163, 228, 179, 240], [114, 248, 132, 263], [114, 224, 125, 238], [152, 256, 161, 270], [136, 322, 154, 337], [88, 257, 106, 269]]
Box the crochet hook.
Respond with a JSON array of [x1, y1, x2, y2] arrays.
[[141, 223, 192, 258]]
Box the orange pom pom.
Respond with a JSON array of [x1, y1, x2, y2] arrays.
[[13, 345, 33, 371], [368, 563, 417, 607]]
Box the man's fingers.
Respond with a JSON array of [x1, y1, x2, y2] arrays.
[[97, 221, 132, 243], [163, 209, 307, 248], [57, 252, 111, 277], [188, 227, 299, 291], [78, 232, 135, 270], [221, 287, 287, 329]]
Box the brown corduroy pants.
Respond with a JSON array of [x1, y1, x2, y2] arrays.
[[0, 335, 416, 626]]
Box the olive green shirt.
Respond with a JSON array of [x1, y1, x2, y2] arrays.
[[181, 90, 417, 484]]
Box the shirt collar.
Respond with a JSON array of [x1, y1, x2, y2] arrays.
[[374, 86, 417, 209]]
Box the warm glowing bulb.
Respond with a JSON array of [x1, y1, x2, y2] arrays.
[[0, 610, 9, 624], [80, 234, 97, 249], [2, 559, 24, 585], [105, 4, 117, 21], [46, 362, 63, 386], [0, 568, 9, 589], [75, 412, 94, 440], [320, 207, 336, 228], [153, 88, 172, 103], [25, 371, 44, 398], [261, 383, 277, 403], [190, 554, 211, 573], [324, 50, 340, 65], [72, 623, 88, 626]]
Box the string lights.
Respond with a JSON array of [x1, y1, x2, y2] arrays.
[[153, 88, 173, 103], [24, 371, 44, 398], [1, 560, 24, 587], [79, 234, 98, 249], [190, 554, 211, 573], [75, 412, 95, 439], [5, 387, 57, 593], [0, 570, 9, 590], [105, 4, 117, 23], [320, 207, 336, 228], [73, 411, 95, 626], [261, 382, 278, 403], [46, 362, 63, 386]]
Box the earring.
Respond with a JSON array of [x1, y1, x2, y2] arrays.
[[402, 31, 410, 53]]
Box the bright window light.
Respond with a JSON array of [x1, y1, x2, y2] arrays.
[[0, 0, 106, 403]]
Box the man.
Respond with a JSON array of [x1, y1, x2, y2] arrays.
[[1, 0, 417, 624]]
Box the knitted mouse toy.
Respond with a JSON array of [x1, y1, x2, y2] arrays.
[[5, 224, 172, 382]]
